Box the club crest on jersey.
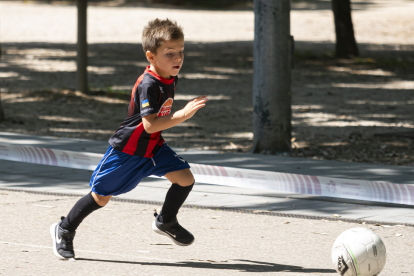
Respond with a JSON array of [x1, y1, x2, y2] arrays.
[[158, 98, 173, 117], [141, 99, 149, 108]]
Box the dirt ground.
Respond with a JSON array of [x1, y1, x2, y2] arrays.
[[0, 0, 413, 166], [1, 190, 414, 276]]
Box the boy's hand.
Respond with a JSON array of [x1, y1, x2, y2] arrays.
[[183, 96, 208, 119]]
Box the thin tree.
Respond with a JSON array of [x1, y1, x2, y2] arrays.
[[77, 0, 88, 93], [252, 0, 292, 153], [332, 0, 359, 58], [0, 26, 4, 122]]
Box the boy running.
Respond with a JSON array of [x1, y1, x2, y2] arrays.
[[50, 18, 208, 259]]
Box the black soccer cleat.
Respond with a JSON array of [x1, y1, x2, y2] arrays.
[[50, 217, 76, 259], [152, 212, 194, 246]]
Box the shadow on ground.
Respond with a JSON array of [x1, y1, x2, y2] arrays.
[[1, 40, 413, 165], [76, 257, 337, 273]]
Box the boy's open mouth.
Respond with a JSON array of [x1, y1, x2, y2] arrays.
[[173, 66, 180, 69]]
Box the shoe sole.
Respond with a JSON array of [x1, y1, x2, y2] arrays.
[[50, 223, 74, 260], [152, 221, 194, 246]]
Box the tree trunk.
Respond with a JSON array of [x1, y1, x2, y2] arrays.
[[0, 93, 4, 123], [252, 0, 292, 154], [77, 0, 88, 93], [0, 38, 4, 122], [332, 0, 359, 58]]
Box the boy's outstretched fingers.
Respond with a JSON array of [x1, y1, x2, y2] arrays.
[[192, 95, 208, 102], [194, 97, 208, 109], [183, 96, 208, 118]]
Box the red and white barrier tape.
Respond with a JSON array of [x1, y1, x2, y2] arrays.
[[1, 143, 413, 205]]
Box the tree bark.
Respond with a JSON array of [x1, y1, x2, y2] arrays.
[[77, 0, 88, 93], [0, 92, 4, 122], [252, 0, 292, 154], [332, 0, 359, 58], [0, 36, 4, 122]]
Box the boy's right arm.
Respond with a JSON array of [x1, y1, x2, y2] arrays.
[[142, 95, 208, 134]]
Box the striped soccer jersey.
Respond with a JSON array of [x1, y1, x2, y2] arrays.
[[108, 66, 177, 157]]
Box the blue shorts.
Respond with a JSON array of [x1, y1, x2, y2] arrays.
[[89, 143, 191, 196]]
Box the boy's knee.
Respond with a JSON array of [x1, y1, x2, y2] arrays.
[[178, 178, 194, 187], [91, 192, 112, 207], [165, 168, 194, 187], [177, 169, 194, 187], [175, 171, 194, 187]]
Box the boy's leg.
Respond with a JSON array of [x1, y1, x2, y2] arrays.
[[61, 192, 111, 231], [50, 192, 111, 259], [153, 168, 195, 246], [160, 168, 194, 222]]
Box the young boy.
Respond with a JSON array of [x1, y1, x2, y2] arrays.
[[50, 18, 208, 259]]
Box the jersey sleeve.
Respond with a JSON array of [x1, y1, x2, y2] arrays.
[[136, 81, 160, 118]]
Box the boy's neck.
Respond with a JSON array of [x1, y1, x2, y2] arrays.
[[149, 65, 173, 80]]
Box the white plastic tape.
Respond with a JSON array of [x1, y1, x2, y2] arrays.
[[1, 143, 413, 206], [191, 164, 414, 206], [0, 143, 102, 171]]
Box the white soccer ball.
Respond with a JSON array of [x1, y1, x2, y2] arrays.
[[332, 227, 387, 276]]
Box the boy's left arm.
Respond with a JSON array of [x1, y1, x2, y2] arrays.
[[142, 96, 208, 134]]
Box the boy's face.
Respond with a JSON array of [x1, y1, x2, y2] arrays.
[[147, 38, 184, 79]]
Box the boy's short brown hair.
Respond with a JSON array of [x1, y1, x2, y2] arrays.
[[142, 18, 184, 54]]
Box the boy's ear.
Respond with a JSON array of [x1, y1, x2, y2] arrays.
[[146, 51, 155, 63]]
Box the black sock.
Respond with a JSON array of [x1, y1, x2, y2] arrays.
[[60, 192, 102, 232], [160, 183, 194, 223]]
